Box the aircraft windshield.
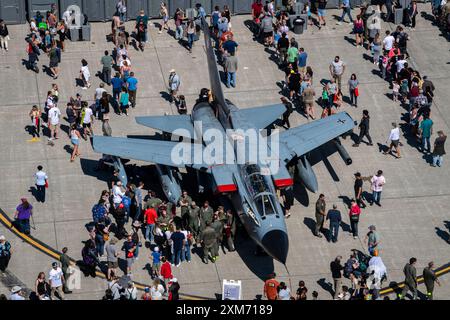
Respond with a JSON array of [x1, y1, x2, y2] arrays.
[[242, 164, 276, 216]]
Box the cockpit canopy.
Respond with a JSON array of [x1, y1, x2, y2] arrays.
[[242, 164, 277, 217]]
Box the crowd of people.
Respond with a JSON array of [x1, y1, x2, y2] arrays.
[[0, 0, 447, 301]]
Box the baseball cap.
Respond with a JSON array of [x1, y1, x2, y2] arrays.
[[52, 262, 58, 267], [154, 246, 159, 252], [354, 172, 361, 177]]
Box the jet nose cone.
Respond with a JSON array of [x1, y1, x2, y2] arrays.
[[261, 230, 289, 264]]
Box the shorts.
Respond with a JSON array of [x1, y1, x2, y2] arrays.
[[263, 31, 273, 38], [163, 16, 169, 23], [318, 9, 326, 17], [71, 138, 79, 146], [49, 61, 59, 68], [391, 140, 399, 147], [107, 261, 119, 269], [82, 123, 91, 129], [127, 257, 134, 268], [49, 124, 58, 130], [152, 262, 161, 272]]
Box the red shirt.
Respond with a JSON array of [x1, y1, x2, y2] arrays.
[[349, 204, 361, 217], [144, 208, 158, 225], [264, 279, 280, 300], [160, 262, 173, 279], [252, 2, 263, 18]]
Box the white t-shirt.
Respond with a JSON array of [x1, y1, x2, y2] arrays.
[[278, 288, 291, 300], [95, 88, 106, 100], [396, 60, 407, 73], [48, 107, 61, 125], [49, 267, 63, 288], [119, 59, 131, 68], [151, 284, 165, 300], [81, 66, 90, 80], [112, 185, 125, 204], [83, 107, 93, 124], [389, 127, 400, 141], [371, 175, 386, 192], [63, 10, 72, 25], [383, 35, 395, 50], [10, 293, 25, 300], [35, 170, 48, 186]]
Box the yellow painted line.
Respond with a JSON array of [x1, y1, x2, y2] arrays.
[[0, 208, 209, 300], [26, 138, 41, 143]]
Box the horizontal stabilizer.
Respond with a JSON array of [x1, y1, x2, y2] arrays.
[[136, 115, 196, 139], [237, 104, 287, 129]]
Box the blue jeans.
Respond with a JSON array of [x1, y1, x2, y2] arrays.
[[340, 7, 353, 22], [181, 242, 191, 262], [95, 233, 105, 256], [119, 12, 126, 22], [330, 222, 340, 242], [187, 33, 195, 49], [372, 191, 382, 204], [422, 136, 431, 153], [227, 72, 236, 87], [145, 224, 155, 242], [171, 248, 182, 265], [433, 155, 443, 167], [175, 25, 183, 40]]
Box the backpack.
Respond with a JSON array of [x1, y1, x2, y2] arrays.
[[92, 204, 106, 223], [122, 196, 131, 209]]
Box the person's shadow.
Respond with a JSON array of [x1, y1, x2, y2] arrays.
[[28, 186, 40, 202], [317, 278, 334, 298]]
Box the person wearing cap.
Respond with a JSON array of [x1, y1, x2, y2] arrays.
[[365, 225, 380, 256], [49, 262, 65, 300], [384, 122, 401, 158], [0, 235, 12, 272], [168, 69, 181, 104], [326, 204, 342, 243], [151, 246, 162, 277], [10, 286, 25, 300], [168, 278, 180, 300], [353, 172, 366, 208], [14, 198, 33, 235], [353, 110, 373, 147], [370, 170, 385, 206], [141, 287, 151, 300], [423, 261, 441, 300]]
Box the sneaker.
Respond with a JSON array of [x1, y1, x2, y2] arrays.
[[336, 21, 342, 25], [353, 236, 358, 239], [82, 87, 88, 90], [352, 144, 359, 147], [176, 264, 180, 267]]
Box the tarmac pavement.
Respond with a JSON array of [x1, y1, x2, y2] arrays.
[[0, 4, 449, 300]]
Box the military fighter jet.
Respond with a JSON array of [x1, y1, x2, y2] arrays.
[[92, 18, 355, 264]]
